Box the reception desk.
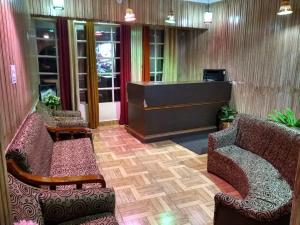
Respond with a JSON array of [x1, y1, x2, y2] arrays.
[[126, 81, 232, 142]]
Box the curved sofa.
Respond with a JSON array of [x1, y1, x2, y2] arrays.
[[208, 114, 300, 225]]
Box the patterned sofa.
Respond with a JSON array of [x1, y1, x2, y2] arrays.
[[8, 174, 118, 225], [208, 114, 300, 225], [6, 112, 118, 224], [36, 102, 88, 128]]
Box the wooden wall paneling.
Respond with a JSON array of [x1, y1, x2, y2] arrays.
[[0, 142, 11, 225], [28, 0, 208, 29], [0, 0, 38, 149]]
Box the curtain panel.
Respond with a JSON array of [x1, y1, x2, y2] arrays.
[[57, 17, 72, 110], [163, 28, 178, 82], [131, 26, 143, 82], [86, 21, 99, 129], [67, 20, 80, 111], [142, 26, 150, 82], [119, 25, 131, 125]]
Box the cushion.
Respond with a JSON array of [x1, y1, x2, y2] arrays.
[[8, 174, 44, 225], [50, 138, 101, 189], [7, 113, 54, 176], [215, 145, 292, 211]]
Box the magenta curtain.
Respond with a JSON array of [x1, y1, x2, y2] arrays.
[[57, 17, 72, 110], [119, 25, 131, 125]]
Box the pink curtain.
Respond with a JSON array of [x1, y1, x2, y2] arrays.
[[57, 17, 72, 110], [119, 25, 131, 125]]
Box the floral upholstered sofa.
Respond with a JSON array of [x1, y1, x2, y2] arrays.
[[6, 112, 118, 224], [208, 114, 300, 225]]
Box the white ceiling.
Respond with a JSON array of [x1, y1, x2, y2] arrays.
[[184, 0, 222, 3]]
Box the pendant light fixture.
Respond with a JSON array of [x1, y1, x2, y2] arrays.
[[53, 0, 64, 10], [124, 0, 136, 22], [277, 0, 293, 15], [165, 0, 176, 24], [204, 0, 213, 24]]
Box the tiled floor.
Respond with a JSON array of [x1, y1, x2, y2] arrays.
[[93, 125, 239, 225]]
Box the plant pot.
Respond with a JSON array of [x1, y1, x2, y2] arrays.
[[219, 121, 232, 130]]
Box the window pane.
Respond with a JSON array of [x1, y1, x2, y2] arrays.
[[99, 90, 112, 103], [97, 59, 112, 74], [79, 74, 87, 89], [114, 74, 120, 87], [38, 58, 57, 73], [156, 30, 164, 43], [37, 40, 56, 56], [156, 45, 164, 57], [150, 44, 155, 57], [114, 59, 120, 73], [78, 58, 87, 73], [114, 89, 120, 102], [40, 74, 58, 81], [150, 75, 155, 81], [115, 43, 120, 57], [98, 75, 112, 88], [150, 59, 155, 72], [157, 59, 163, 72], [150, 30, 156, 43], [96, 43, 112, 58], [112, 27, 120, 41], [80, 90, 87, 103], [95, 26, 111, 41], [156, 73, 163, 81], [35, 20, 56, 39], [77, 43, 86, 57]]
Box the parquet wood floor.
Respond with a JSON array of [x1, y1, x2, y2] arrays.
[[93, 125, 240, 225]]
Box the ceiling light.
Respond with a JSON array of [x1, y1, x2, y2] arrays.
[[204, 0, 213, 24], [124, 8, 136, 22], [204, 11, 213, 23], [53, 0, 64, 10], [165, 10, 176, 24], [277, 0, 293, 15]]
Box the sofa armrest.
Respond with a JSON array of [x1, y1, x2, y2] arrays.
[[208, 126, 237, 152], [214, 193, 292, 224], [39, 187, 115, 224], [53, 110, 82, 117], [7, 159, 105, 189], [56, 119, 88, 128]]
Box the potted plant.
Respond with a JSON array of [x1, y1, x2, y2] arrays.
[[44, 95, 60, 110], [218, 106, 238, 130], [268, 108, 300, 131]]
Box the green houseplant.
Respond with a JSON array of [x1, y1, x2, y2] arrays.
[[218, 106, 238, 130], [44, 95, 60, 110], [268, 108, 300, 128]]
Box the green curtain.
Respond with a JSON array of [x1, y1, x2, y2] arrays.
[[163, 28, 178, 82], [131, 26, 143, 82], [67, 20, 79, 110], [86, 21, 99, 129]]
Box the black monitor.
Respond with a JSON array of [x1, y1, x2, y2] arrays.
[[203, 69, 226, 81]]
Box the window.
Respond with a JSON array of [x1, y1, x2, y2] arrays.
[[150, 29, 164, 82], [75, 23, 120, 104], [95, 24, 120, 103], [34, 19, 59, 88], [75, 23, 88, 103]]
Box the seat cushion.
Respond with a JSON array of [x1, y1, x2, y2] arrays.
[[216, 145, 292, 211], [58, 214, 118, 225], [50, 138, 99, 177]]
